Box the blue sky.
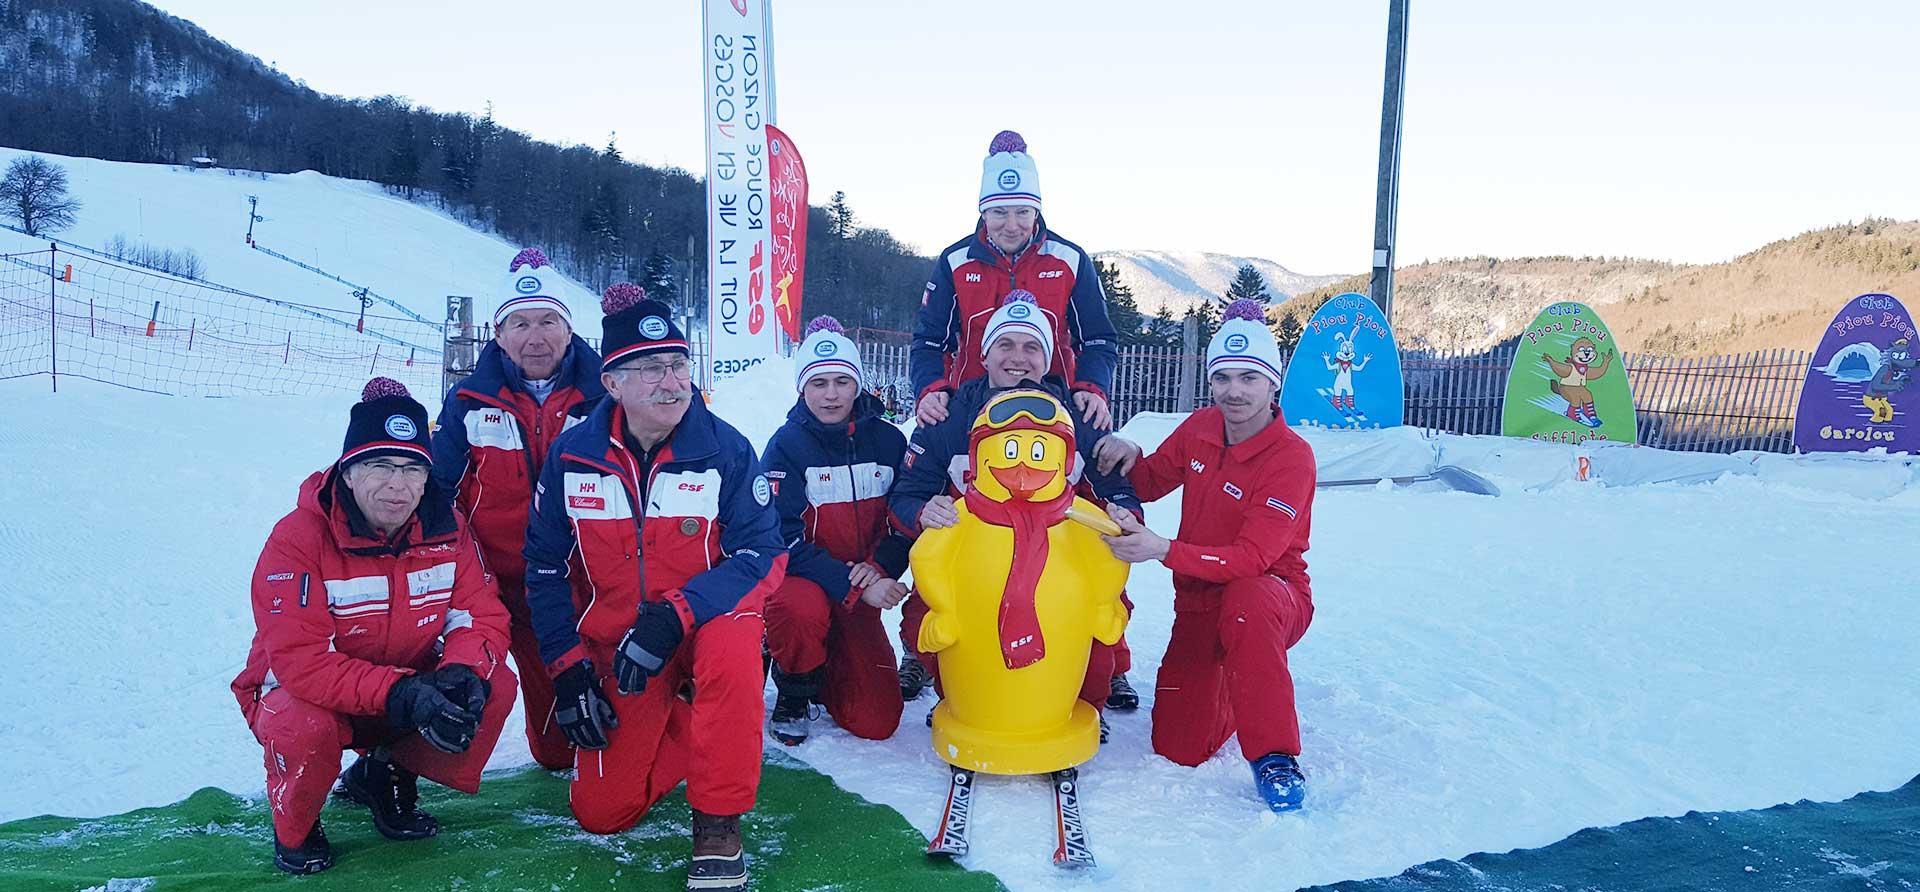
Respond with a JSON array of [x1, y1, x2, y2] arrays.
[[153, 0, 1919, 275]]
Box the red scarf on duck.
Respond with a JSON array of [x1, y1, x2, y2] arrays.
[[961, 389, 1079, 670]]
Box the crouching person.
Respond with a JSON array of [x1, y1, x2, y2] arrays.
[[762, 317, 913, 745], [232, 378, 516, 875], [523, 285, 787, 892]]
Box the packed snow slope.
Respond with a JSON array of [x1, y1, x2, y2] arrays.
[[0, 146, 599, 322], [3, 362, 1917, 892]]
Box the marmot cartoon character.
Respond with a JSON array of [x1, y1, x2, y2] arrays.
[[1862, 337, 1914, 423], [1321, 327, 1373, 413], [1542, 337, 1614, 428]]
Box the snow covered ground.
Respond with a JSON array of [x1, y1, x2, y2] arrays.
[[3, 366, 1917, 892]]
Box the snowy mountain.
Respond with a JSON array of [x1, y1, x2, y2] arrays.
[[0, 145, 599, 325], [1097, 249, 1349, 317]]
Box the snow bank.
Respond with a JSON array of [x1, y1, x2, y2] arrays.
[[5, 379, 1917, 892]]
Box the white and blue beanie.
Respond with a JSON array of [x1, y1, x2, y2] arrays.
[[495, 247, 572, 329], [980, 290, 1055, 359], [1206, 299, 1284, 388], [794, 315, 864, 391], [979, 130, 1041, 213]]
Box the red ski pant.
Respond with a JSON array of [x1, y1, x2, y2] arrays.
[[500, 576, 575, 770], [244, 665, 518, 847], [899, 589, 1135, 709], [569, 606, 765, 833], [765, 578, 903, 740], [1152, 575, 1313, 766]]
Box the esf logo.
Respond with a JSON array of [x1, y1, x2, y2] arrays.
[[1007, 303, 1032, 319], [1225, 333, 1250, 352], [640, 316, 669, 338], [515, 275, 541, 295], [998, 169, 1021, 190], [1037, 270, 1064, 279], [384, 415, 417, 439], [814, 340, 835, 356]]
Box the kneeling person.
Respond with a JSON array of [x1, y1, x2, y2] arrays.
[[1096, 301, 1316, 812], [232, 378, 517, 875], [762, 317, 913, 745], [523, 286, 786, 892]]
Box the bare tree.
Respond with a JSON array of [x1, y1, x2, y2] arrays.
[[0, 157, 83, 236]]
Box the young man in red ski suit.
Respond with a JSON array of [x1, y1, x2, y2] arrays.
[[890, 293, 1144, 736], [904, 130, 1141, 709], [430, 247, 603, 770], [522, 285, 786, 892], [233, 378, 516, 874], [1096, 299, 1316, 812], [761, 316, 915, 745]]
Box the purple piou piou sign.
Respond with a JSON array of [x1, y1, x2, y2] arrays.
[[1793, 292, 1918, 453]]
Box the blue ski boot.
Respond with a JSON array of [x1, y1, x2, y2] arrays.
[[1251, 752, 1306, 812]]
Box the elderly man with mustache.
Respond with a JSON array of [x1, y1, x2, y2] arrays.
[[522, 284, 786, 892]]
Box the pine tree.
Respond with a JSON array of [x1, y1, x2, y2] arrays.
[[1148, 305, 1181, 347], [603, 132, 622, 163], [642, 253, 678, 303], [1185, 299, 1221, 341], [827, 191, 857, 239], [1273, 311, 1305, 352], [1094, 258, 1146, 344], [1225, 262, 1271, 304]]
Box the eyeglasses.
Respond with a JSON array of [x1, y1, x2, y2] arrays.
[[622, 357, 695, 385], [356, 460, 430, 484]]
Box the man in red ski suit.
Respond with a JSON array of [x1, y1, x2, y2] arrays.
[[430, 246, 603, 769], [907, 132, 1141, 707], [1097, 300, 1316, 812], [761, 316, 914, 745], [522, 285, 785, 892], [890, 295, 1144, 730], [233, 378, 516, 874]]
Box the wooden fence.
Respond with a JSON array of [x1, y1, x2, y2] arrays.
[[654, 337, 1818, 457]]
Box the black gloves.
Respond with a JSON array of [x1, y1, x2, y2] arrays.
[[552, 659, 619, 750], [385, 670, 482, 754], [613, 601, 686, 696], [430, 664, 491, 718]]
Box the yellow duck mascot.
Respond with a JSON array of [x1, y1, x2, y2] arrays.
[[912, 389, 1131, 776]]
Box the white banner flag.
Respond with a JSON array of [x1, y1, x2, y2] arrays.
[[702, 0, 777, 383]]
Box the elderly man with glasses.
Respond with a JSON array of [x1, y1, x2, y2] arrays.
[[232, 378, 516, 875], [522, 284, 786, 892]]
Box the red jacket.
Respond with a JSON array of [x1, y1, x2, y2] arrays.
[[1127, 407, 1315, 601], [430, 337, 604, 588], [231, 469, 511, 719], [909, 221, 1118, 400]]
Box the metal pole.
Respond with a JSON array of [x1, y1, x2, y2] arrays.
[[1369, 0, 1410, 321], [763, 0, 778, 127], [48, 243, 58, 392]]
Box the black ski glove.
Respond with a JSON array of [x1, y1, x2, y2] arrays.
[[552, 660, 618, 750], [385, 674, 480, 754], [430, 664, 491, 718], [613, 601, 686, 696]]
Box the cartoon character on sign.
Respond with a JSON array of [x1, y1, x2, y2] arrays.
[[1541, 337, 1615, 428], [1862, 338, 1914, 423], [1320, 325, 1373, 418]]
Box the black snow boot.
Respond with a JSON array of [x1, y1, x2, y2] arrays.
[[333, 751, 439, 840], [688, 809, 748, 892], [272, 820, 334, 875], [898, 652, 932, 701], [1106, 672, 1141, 711], [768, 664, 823, 746]]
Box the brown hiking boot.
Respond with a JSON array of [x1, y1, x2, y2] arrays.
[[688, 809, 747, 891]]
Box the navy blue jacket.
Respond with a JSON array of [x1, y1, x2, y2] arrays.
[[523, 390, 787, 671], [762, 393, 913, 606]]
